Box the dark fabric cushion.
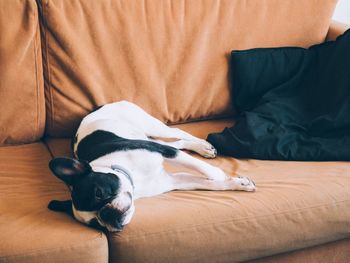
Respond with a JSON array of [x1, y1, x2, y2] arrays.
[[207, 29, 350, 161]]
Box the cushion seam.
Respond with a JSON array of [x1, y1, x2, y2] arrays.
[[33, 6, 41, 142], [43, 138, 55, 158], [38, 0, 55, 136], [44, 0, 55, 135]]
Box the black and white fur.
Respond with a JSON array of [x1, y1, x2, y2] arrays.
[[49, 101, 256, 232]]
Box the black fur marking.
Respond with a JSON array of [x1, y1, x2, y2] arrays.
[[77, 130, 179, 162], [70, 105, 104, 153], [48, 200, 73, 217], [99, 205, 124, 230], [71, 134, 78, 154], [71, 172, 121, 212]]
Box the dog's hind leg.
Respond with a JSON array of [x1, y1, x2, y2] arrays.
[[102, 101, 195, 141], [146, 124, 207, 143], [148, 138, 217, 158], [165, 151, 230, 181], [169, 173, 256, 192], [145, 125, 218, 158], [104, 101, 218, 158]]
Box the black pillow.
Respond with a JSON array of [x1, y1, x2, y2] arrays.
[[207, 29, 350, 161]]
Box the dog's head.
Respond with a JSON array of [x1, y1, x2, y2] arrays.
[[48, 157, 135, 232]]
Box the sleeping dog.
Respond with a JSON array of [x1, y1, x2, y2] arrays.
[[48, 101, 256, 232]]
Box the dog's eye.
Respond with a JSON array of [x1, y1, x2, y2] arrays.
[[95, 188, 103, 199]]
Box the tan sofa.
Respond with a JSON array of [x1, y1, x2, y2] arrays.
[[0, 1, 349, 262]]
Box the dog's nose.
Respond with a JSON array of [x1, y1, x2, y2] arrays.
[[98, 204, 127, 230]]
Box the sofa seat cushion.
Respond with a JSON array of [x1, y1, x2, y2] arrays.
[[0, 143, 108, 263], [248, 238, 350, 263], [45, 119, 350, 262]]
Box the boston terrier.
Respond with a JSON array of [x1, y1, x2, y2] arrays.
[[48, 101, 256, 232]]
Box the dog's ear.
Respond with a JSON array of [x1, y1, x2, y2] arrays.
[[49, 157, 92, 185], [48, 200, 73, 217]]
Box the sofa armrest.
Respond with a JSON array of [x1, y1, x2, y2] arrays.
[[326, 20, 350, 41]]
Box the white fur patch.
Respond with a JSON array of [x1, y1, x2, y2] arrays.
[[72, 204, 96, 224]]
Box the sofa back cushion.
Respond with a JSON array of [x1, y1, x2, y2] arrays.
[[38, 0, 337, 137], [0, 0, 45, 145]]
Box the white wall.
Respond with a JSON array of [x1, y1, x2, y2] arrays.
[[333, 0, 350, 24]]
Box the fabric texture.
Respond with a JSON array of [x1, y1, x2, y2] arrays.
[[327, 20, 350, 41], [0, 143, 108, 263], [37, 0, 337, 137], [45, 119, 350, 263], [248, 238, 350, 263], [0, 0, 45, 145], [208, 29, 350, 161]]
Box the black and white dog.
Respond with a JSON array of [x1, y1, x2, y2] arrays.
[[49, 101, 256, 232]]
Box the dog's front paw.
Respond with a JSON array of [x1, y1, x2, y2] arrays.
[[193, 140, 217, 158], [230, 176, 256, 192]]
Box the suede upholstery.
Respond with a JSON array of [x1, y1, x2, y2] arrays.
[[248, 239, 350, 263], [45, 120, 350, 263], [38, 0, 337, 137], [326, 20, 350, 41], [0, 0, 45, 145], [0, 143, 108, 263], [1, 0, 349, 262]]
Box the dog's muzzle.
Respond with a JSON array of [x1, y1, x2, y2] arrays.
[[97, 192, 133, 231]]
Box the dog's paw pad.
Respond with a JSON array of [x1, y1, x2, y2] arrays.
[[233, 176, 256, 191], [195, 141, 217, 158]]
